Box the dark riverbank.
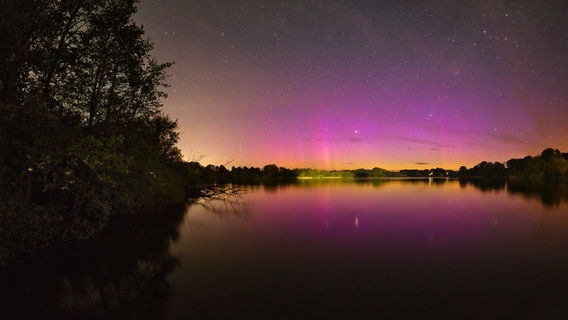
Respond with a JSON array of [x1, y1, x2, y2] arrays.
[[0, 203, 188, 319]]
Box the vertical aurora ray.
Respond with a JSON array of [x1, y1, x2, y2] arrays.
[[319, 122, 332, 170]]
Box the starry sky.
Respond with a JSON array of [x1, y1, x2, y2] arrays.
[[134, 0, 568, 170]]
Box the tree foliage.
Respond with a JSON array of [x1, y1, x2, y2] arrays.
[[0, 0, 183, 264]]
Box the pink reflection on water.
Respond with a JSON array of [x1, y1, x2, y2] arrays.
[[179, 179, 568, 266], [169, 180, 568, 318]]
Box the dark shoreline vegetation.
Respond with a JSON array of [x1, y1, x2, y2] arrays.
[[1, 1, 568, 267], [183, 146, 568, 185]]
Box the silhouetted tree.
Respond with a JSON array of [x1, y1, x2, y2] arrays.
[[353, 169, 369, 178], [507, 157, 531, 176], [432, 168, 446, 177], [458, 166, 468, 178], [0, 0, 182, 263], [369, 167, 388, 177], [262, 164, 280, 180], [541, 148, 556, 162]]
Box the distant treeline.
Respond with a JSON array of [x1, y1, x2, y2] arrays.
[[179, 163, 456, 185], [181, 163, 459, 184], [458, 148, 568, 182], [184, 148, 568, 185]]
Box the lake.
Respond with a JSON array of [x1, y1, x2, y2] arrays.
[[2, 179, 568, 319]]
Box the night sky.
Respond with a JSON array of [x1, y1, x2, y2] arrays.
[[134, 0, 568, 170]]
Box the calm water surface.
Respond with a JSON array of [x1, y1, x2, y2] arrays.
[[2, 179, 568, 319]]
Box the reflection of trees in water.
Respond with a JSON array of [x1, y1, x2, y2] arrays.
[[463, 178, 507, 192], [507, 181, 568, 208], [57, 250, 178, 319], [463, 179, 568, 208], [0, 205, 187, 319]]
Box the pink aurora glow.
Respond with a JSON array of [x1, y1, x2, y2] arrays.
[[135, 1, 568, 170]]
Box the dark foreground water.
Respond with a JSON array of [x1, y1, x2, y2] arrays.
[[2, 179, 568, 319]]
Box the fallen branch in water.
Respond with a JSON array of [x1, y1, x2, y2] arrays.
[[197, 185, 241, 200], [189, 185, 248, 217]]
